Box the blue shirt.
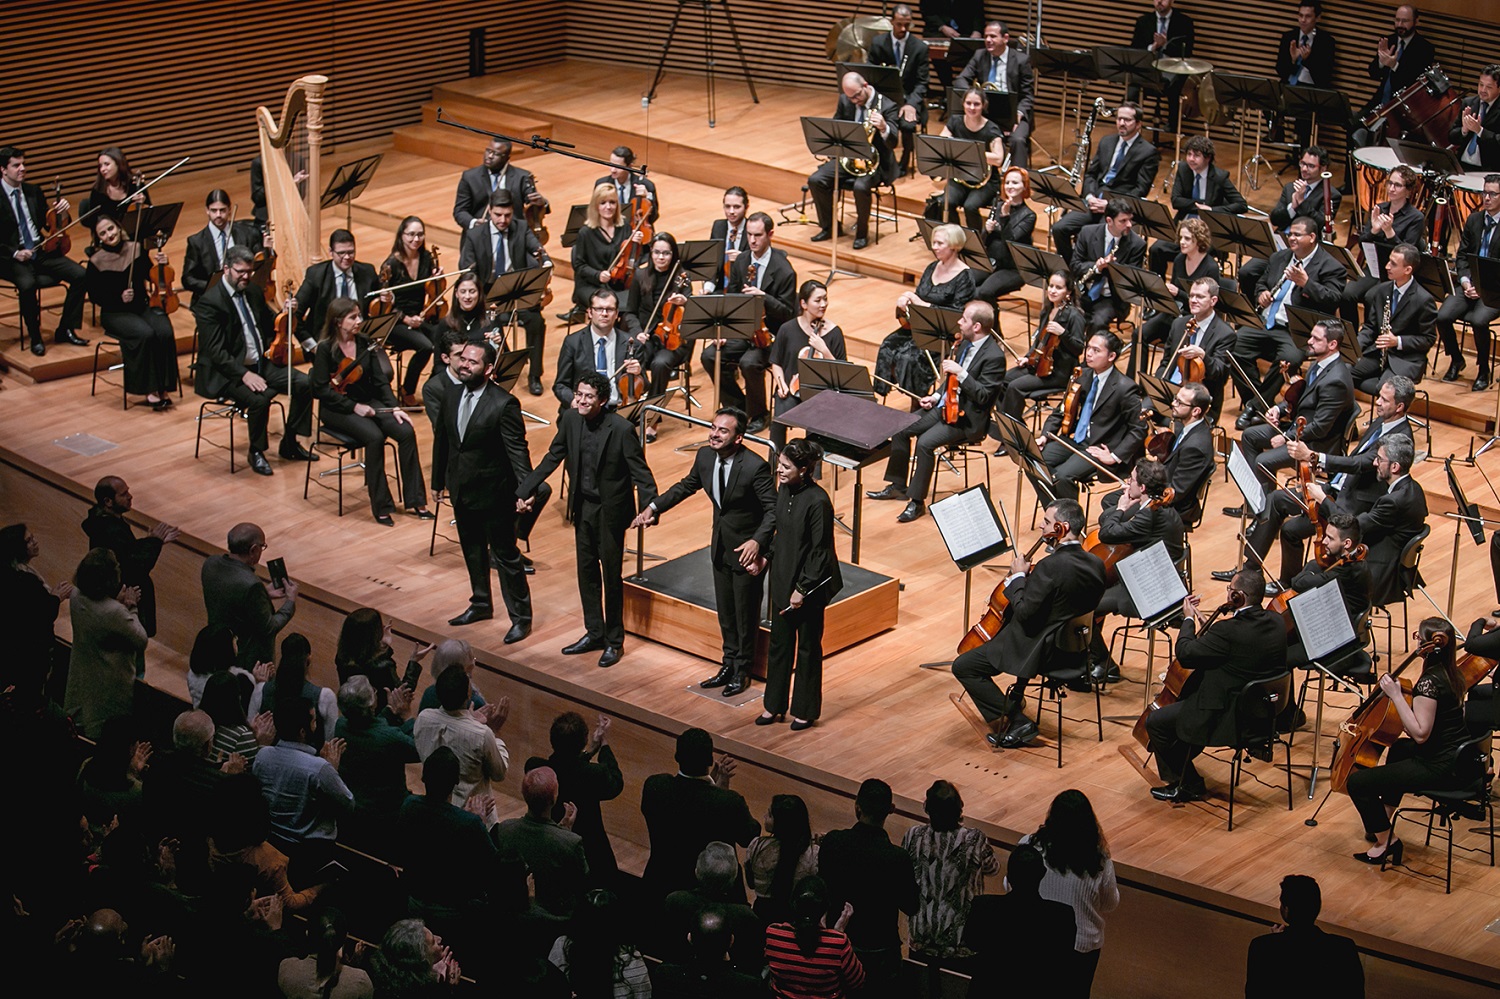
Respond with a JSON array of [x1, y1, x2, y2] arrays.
[[252, 740, 354, 843]]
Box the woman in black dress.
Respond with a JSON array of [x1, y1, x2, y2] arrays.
[[940, 88, 1007, 231], [1139, 218, 1220, 351], [877, 223, 976, 402], [569, 183, 631, 315], [82, 145, 149, 217], [309, 297, 431, 525], [379, 215, 440, 405], [1346, 617, 1474, 866], [1340, 164, 1427, 324], [769, 280, 847, 449], [83, 213, 179, 409], [628, 233, 694, 401], [976, 166, 1037, 303], [443, 272, 497, 345]]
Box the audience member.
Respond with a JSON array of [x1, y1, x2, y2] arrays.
[[277, 907, 374, 999], [963, 844, 1077, 998], [64, 548, 147, 739], [187, 623, 249, 709], [336, 606, 431, 693], [765, 875, 864, 999], [0, 522, 71, 697], [494, 766, 589, 918], [1245, 874, 1364, 999], [202, 671, 263, 763], [251, 698, 354, 872], [395, 747, 499, 940], [335, 675, 419, 854], [249, 633, 339, 750], [76, 715, 150, 828], [143, 708, 241, 888], [547, 888, 652, 998], [416, 639, 485, 711], [662, 841, 765, 973], [82, 475, 179, 672], [651, 905, 764, 999], [903, 779, 999, 964], [525, 711, 625, 885], [412, 663, 510, 805], [368, 918, 463, 996], [642, 727, 760, 901], [202, 522, 298, 671], [745, 793, 820, 925], [210, 773, 326, 914]]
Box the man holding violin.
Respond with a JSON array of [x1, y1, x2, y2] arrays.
[[1039, 331, 1146, 502], [0, 145, 87, 356], [1154, 277, 1236, 419], [553, 288, 644, 411]]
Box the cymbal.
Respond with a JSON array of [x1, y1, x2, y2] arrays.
[[825, 15, 892, 63], [1155, 56, 1214, 75]]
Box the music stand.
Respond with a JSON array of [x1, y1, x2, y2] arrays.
[[1029, 168, 1089, 214], [997, 411, 1060, 518], [361, 311, 402, 356], [1353, 239, 1396, 282], [488, 349, 532, 394], [799, 356, 875, 400], [1136, 371, 1177, 417], [1318, 242, 1366, 284], [1210, 73, 1282, 192], [1101, 190, 1176, 241], [130, 202, 184, 247], [801, 116, 878, 283], [1009, 242, 1070, 289], [1109, 263, 1178, 377], [919, 483, 1014, 669], [320, 154, 382, 231], [1215, 286, 1262, 328], [680, 293, 762, 414], [1033, 47, 1099, 172], [559, 204, 589, 249], [1094, 45, 1158, 92], [678, 239, 724, 285], [915, 134, 990, 220], [1414, 252, 1455, 301], [1287, 307, 1363, 365], [485, 267, 550, 315], [915, 218, 993, 272], [1201, 208, 1279, 265], [838, 62, 905, 107], [1282, 85, 1348, 149], [908, 303, 963, 353], [1388, 137, 1463, 178], [1441, 456, 1500, 615]]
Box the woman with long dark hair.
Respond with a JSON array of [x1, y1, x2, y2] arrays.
[[547, 888, 650, 997], [82, 145, 148, 216], [1021, 789, 1118, 998], [249, 633, 337, 750], [996, 269, 1086, 431], [765, 875, 863, 999], [768, 279, 847, 450], [379, 215, 440, 403], [202, 671, 260, 763], [746, 793, 819, 923], [83, 211, 180, 408], [443, 272, 495, 344]]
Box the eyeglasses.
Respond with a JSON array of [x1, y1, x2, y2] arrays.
[[331, 248, 356, 259]]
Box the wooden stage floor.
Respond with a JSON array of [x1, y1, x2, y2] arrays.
[[4, 61, 1500, 994]]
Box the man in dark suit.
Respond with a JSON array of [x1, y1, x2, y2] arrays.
[[452, 138, 549, 231], [594, 145, 659, 226], [1436, 175, 1500, 391], [1071, 200, 1147, 331], [83, 476, 179, 654], [704, 186, 750, 293], [1041, 331, 1147, 500], [201, 521, 298, 671], [1351, 243, 1436, 394], [640, 727, 760, 902], [552, 288, 642, 410], [1145, 381, 1216, 524], [1245, 875, 1363, 999], [1146, 568, 1289, 802], [636, 407, 776, 696], [1238, 147, 1343, 300], [1347, 5, 1438, 187], [867, 5, 931, 175], [181, 189, 267, 302], [459, 189, 553, 396], [953, 498, 1108, 747], [1274, 2, 1338, 150], [1049, 102, 1160, 263], [191, 246, 316, 475], [702, 211, 797, 434], [868, 300, 1005, 523], [807, 72, 900, 250], [518, 371, 658, 668], [430, 341, 534, 637], [1285, 513, 1374, 672], [1237, 319, 1353, 481], [1231, 218, 1348, 423], [523, 711, 626, 884], [1156, 278, 1237, 417], [952, 20, 1034, 168], [1128, 0, 1196, 130], [291, 228, 384, 352], [0, 145, 87, 355], [1148, 136, 1247, 274], [1349, 434, 1426, 604], [1454, 67, 1500, 172]]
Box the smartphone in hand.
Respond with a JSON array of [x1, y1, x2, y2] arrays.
[[267, 557, 288, 590]]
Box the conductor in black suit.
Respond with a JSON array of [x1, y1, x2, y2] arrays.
[[952, 499, 1108, 748], [518, 371, 658, 669], [952, 20, 1035, 169], [1274, 2, 1338, 150], [1245, 875, 1363, 999], [1128, 0, 1196, 130], [453, 138, 549, 231], [1350, 243, 1436, 394], [595, 145, 659, 226], [807, 73, 900, 250], [181, 189, 267, 302], [0, 145, 87, 355], [429, 341, 533, 640], [1070, 201, 1147, 331], [867, 5, 931, 175], [1146, 569, 1289, 803], [1049, 103, 1160, 264], [459, 189, 553, 396], [636, 407, 775, 697], [1041, 331, 1147, 500], [1453, 68, 1500, 172]]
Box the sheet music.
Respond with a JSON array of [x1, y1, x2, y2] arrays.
[[931, 487, 1009, 567], [1117, 541, 1188, 620], [1227, 445, 1267, 516], [1289, 581, 1357, 660], [1361, 241, 1380, 279]]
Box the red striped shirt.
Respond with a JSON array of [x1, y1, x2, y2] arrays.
[[765, 923, 865, 999]]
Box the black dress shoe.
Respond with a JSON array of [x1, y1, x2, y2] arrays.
[[449, 607, 492, 626], [248, 450, 274, 476], [810, 229, 832, 242], [1150, 782, 1205, 803], [1089, 658, 1123, 684], [30, 339, 45, 356], [598, 645, 622, 668], [897, 500, 926, 523], [701, 665, 734, 688], [562, 635, 605, 655], [411, 508, 437, 521], [723, 674, 749, 696], [1000, 718, 1039, 748], [1221, 505, 1245, 518], [503, 621, 531, 644], [1234, 410, 1263, 431], [375, 514, 395, 527], [1210, 568, 1238, 582], [746, 416, 769, 434], [789, 718, 815, 731], [1474, 370, 1492, 392], [1443, 357, 1466, 382], [755, 712, 785, 725], [279, 441, 318, 461], [866, 484, 906, 501], [54, 329, 88, 347], [852, 237, 869, 250], [528, 377, 543, 396]]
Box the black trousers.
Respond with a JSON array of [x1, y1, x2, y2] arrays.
[[809, 160, 880, 241], [943, 178, 999, 232], [701, 341, 769, 420], [1043, 438, 1102, 501], [763, 600, 827, 720], [1048, 210, 1101, 265], [1231, 325, 1301, 410], [496, 307, 546, 379], [1346, 740, 1465, 835], [1340, 275, 1379, 326], [882, 406, 971, 503], [769, 392, 800, 451], [975, 267, 1024, 304], [100, 308, 178, 395], [1000, 366, 1069, 423], [647, 342, 693, 397], [387, 320, 436, 395], [220, 360, 314, 454], [319, 409, 427, 517], [576, 497, 627, 646], [453, 499, 532, 625], [1239, 423, 1294, 477], [952, 641, 1030, 722], [713, 559, 765, 674], [1437, 292, 1499, 369], [1145, 699, 1207, 788], [0, 248, 85, 336], [1090, 582, 1137, 660], [1244, 488, 1315, 583]]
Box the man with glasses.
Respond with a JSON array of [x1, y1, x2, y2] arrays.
[[459, 190, 553, 396], [201, 522, 298, 671], [291, 229, 389, 356], [1154, 278, 1236, 419], [1049, 102, 1160, 265], [192, 246, 316, 475], [1436, 174, 1500, 391], [1137, 380, 1216, 523], [1238, 147, 1342, 300], [552, 289, 644, 412]]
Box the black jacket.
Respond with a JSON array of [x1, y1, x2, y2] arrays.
[[1322, 416, 1413, 512], [82, 507, 164, 637], [988, 542, 1108, 680], [430, 381, 533, 512], [1082, 133, 1161, 200], [181, 222, 265, 300], [191, 278, 275, 398], [1287, 357, 1355, 455], [1045, 366, 1147, 462], [453, 162, 544, 231], [518, 408, 657, 530], [1451, 95, 1500, 171], [706, 217, 751, 292], [1071, 222, 1147, 302], [1269, 178, 1342, 231], [1175, 606, 1289, 745], [1162, 418, 1216, 524], [953, 48, 1035, 120], [1289, 557, 1373, 634], [1130, 9, 1195, 57], [818, 822, 918, 952], [1097, 491, 1185, 564], [1275, 25, 1337, 89], [640, 772, 759, 899], [552, 325, 638, 408], [1256, 247, 1348, 319], [1357, 280, 1437, 382], [1364, 30, 1437, 104], [832, 90, 902, 183], [1455, 208, 1500, 286], [1156, 313, 1237, 403], [0, 180, 53, 257], [726, 247, 798, 333], [867, 31, 931, 119], [1168, 163, 1247, 223], [945, 336, 1007, 438], [768, 480, 842, 608], [653, 445, 776, 571], [983, 203, 1036, 270], [294, 260, 378, 343], [458, 219, 548, 286], [1353, 474, 1428, 604]]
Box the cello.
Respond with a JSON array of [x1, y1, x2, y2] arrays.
[[1328, 631, 1446, 794], [1133, 590, 1246, 749], [1267, 542, 1367, 635], [957, 522, 1067, 654]]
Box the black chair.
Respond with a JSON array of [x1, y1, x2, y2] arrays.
[[90, 338, 126, 409], [193, 396, 284, 474], [1371, 524, 1431, 660], [1217, 672, 1296, 831], [303, 418, 401, 517], [1178, 456, 1217, 590], [1026, 611, 1103, 767], [1387, 736, 1496, 893]]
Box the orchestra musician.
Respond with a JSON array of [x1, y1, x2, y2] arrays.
[[768, 279, 847, 450], [1346, 617, 1470, 867], [1145, 569, 1289, 804], [1337, 164, 1425, 325], [996, 270, 1084, 429], [923, 0, 985, 95], [1039, 331, 1146, 500], [1070, 200, 1146, 332], [379, 215, 442, 406], [1147, 137, 1246, 276], [1273, 2, 1338, 151], [453, 138, 549, 232], [634, 406, 776, 699], [626, 233, 693, 431], [952, 21, 1034, 169], [458, 189, 553, 397], [1347, 5, 1438, 182], [868, 5, 931, 177], [868, 299, 1004, 524], [1128, 0, 1196, 131], [1283, 513, 1373, 674], [422, 332, 465, 432], [1154, 277, 1236, 418], [190, 246, 316, 476], [1350, 243, 1436, 395], [1453, 66, 1500, 172], [553, 288, 644, 411], [443, 272, 498, 345], [1140, 220, 1221, 354], [807, 72, 900, 251], [1234, 319, 1353, 481], [939, 88, 1007, 231], [1049, 102, 1160, 265], [703, 211, 797, 435], [1435, 174, 1500, 392], [82, 212, 179, 410], [570, 183, 632, 320], [309, 297, 431, 526], [704, 186, 749, 294], [0, 145, 88, 355], [81, 145, 148, 217], [517, 371, 659, 670], [975, 166, 1036, 303], [952, 498, 1108, 749], [1238, 148, 1342, 301], [292, 228, 387, 359], [595, 145, 659, 226], [181, 189, 267, 303], [1460, 616, 1500, 737], [1144, 381, 1216, 524]]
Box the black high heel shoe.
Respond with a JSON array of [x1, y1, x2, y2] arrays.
[[1353, 839, 1403, 866], [755, 712, 785, 726]]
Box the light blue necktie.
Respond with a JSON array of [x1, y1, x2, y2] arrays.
[[1103, 140, 1128, 186], [1264, 265, 1298, 329], [1073, 375, 1101, 443], [13, 190, 33, 249], [1289, 34, 1309, 84], [595, 336, 608, 375]]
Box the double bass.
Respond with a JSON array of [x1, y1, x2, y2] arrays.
[[957, 522, 1067, 654], [1132, 590, 1246, 749]]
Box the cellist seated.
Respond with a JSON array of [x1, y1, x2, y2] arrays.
[[1037, 331, 1145, 502]]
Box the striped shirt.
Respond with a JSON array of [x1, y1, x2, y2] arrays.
[[765, 923, 864, 999]]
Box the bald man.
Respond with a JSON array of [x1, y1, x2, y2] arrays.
[[493, 765, 589, 917], [807, 72, 901, 250]]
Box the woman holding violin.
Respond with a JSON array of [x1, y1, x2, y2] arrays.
[[877, 223, 975, 403], [309, 297, 432, 526], [939, 87, 1007, 231], [568, 184, 632, 321], [1346, 617, 1472, 866], [378, 215, 440, 405], [997, 270, 1085, 428], [769, 280, 847, 449], [443, 272, 499, 345], [82, 212, 178, 409], [628, 234, 693, 390], [1139, 218, 1220, 352], [975, 166, 1036, 304], [82, 146, 149, 217]]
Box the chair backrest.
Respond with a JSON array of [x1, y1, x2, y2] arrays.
[[1186, 456, 1216, 532], [1451, 735, 1494, 792], [1337, 404, 1363, 453], [1054, 612, 1094, 655], [1400, 523, 1431, 571], [1232, 672, 1293, 743]]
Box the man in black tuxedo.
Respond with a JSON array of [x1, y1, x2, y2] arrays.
[[1238, 147, 1342, 299], [1237, 319, 1353, 480], [1344, 435, 1426, 604], [952, 499, 1108, 748], [1274, 2, 1338, 150], [595, 145, 659, 226], [1146, 569, 1289, 803], [1436, 175, 1500, 391], [1049, 102, 1160, 264], [1284, 513, 1374, 672], [1071, 201, 1147, 331], [1347, 5, 1438, 187], [552, 288, 643, 410], [807, 72, 900, 251], [181, 189, 267, 302], [430, 341, 533, 638], [635, 407, 776, 696], [1351, 243, 1436, 394], [704, 186, 749, 293], [640, 728, 759, 902], [868, 300, 1005, 523], [191, 246, 316, 475], [1231, 218, 1348, 422], [1128, 0, 1196, 131], [952, 20, 1034, 169], [1454, 67, 1500, 172], [702, 211, 797, 434], [459, 190, 553, 396], [518, 372, 658, 668], [291, 228, 387, 357], [1041, 331, 1146, 500], [1245, 875, 1363, 999], [0, 145, 87, 355], [453, 138, 549, 231], [1148, 136, 1247, 274], [867, 5, 931, 175], [1156, 278, 1237, 417], [1144, 381, 1216, 524]]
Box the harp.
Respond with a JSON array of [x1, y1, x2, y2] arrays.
[[256, 74, 328, 284]]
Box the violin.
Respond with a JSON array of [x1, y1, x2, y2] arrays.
[[746, 259, 774, 349], [250, 220, 276, 296], [40, 178, 71, 255], [648, 265, 688, 352], [941, 335, 963, 424], [1174, 317, 1205, 384], [1293, 416, 1322, 535], [613, 341, 648, 406], [957, 522, 1068, 654], [1133, 589, 1246, 748], [1054, 366, 1086, 439], [1277, 361, 1307, 425], [422, 248, 449, 321], [895, 302, 912, 331], [788, 318, 828, 396], [522, 173, 551, 245], [145, 232, 180, 315], [1328, 631, 1448, 794], [367, 261, 395, 317], [330, 347, 369, 395], [606, 193, 653, 287], [1024, 319, 1060, 378], [267, 278, 301, 366]]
